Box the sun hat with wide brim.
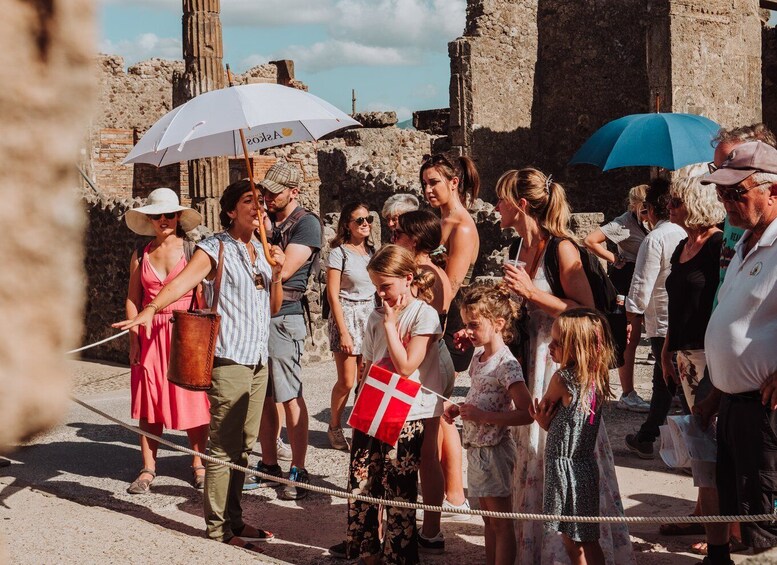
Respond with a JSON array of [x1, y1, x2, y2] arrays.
[[125, 187, 203, 236]]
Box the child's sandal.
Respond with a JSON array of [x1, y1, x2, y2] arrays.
[[192, 465, 206, 490]]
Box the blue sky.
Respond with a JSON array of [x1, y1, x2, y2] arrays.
[[98, 0, 466, 122]]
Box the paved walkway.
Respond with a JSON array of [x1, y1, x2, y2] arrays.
[[0, 348, 770, 564]]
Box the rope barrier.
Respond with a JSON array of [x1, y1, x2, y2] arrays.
[[70, 396, 777, 525], [66, 330, 128, 354]]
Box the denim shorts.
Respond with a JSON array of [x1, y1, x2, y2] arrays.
[[267, 314, 307, 403]]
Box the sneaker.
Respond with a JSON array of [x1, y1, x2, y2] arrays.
[[281, 466, 310, 500], [625, 433, 655, 459], [441, 498, 472, 521], [328, 541, 358, 559], [646, 352, 656, 365], [616, 390, 651, 413], [243, 462, 283, 491], [276, 437, 292, 461], [328, 426, 350, 451], [418, 531, 445, 554]]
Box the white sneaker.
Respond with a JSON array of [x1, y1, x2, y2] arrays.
[[441, 498, 472, 521], [276, 437, 292, 461], [616, 391, 650, 413]]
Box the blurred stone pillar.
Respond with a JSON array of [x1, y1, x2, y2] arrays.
[[175, 0, 229, 230], [0, 1, 95, 446]]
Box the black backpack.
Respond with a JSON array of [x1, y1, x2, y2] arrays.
[[543, 236, 626, 367]]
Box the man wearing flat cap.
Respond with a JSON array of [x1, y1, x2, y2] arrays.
[[700, 141, 777, 560], [245, 161, 321, 500]]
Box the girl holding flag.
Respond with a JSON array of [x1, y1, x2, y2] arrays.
[[330, 244, 443, 564]]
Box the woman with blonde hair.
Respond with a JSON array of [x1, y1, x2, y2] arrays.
[[493, 168, 635, 564], [584, 184, 651, 412], [661, 175, 726, 557]]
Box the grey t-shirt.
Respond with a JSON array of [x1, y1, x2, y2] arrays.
[[272, 208, 322, 317], [326, 245, 376, 301], [600, 211, 648, 262]]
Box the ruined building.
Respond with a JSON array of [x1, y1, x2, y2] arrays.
[[80, 0, 776, 362]]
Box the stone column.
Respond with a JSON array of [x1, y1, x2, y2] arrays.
[[0, 0, 94, 448], [176, 0, 229, 230], [647, 0, 762, 128]]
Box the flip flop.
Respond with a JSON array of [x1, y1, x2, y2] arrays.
[[659, 520, 705, 536], [233, 524, 275, 542]]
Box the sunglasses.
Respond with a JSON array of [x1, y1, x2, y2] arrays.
[[715, 181, 771, 203], [667, 197, 684, 209], [148, 212, 178, 220], [351, 216, 374, 226]]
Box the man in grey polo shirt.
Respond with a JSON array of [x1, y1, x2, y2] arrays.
[[700, 141, 777, 562], [247, 161, 321, 500]]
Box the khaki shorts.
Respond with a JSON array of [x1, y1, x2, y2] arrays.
[[466, 436, 516, 498]]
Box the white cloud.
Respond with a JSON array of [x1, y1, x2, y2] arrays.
[[99, 33, 182, 66], [276, 40, 415, 72], [239, 54, 272, 71], [365, 101, 413, 122], [413, 83, 438, 99], [329, 0, 465, 51]]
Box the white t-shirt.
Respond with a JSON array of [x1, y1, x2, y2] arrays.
[[462, 346, 525, 448], [705, 219, 777, 394], [361, 298, 444, 420], [600, 211, 649, 262], [326, 245, 376, 301]]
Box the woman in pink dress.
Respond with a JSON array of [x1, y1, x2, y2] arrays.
[[124, 188, 211, 494]]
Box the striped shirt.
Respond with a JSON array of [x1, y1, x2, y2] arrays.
[[197, 232, 272, 366]]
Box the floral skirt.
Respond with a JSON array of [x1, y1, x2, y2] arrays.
[[345, 420, 425, 564], [328, 297, 375, 355]]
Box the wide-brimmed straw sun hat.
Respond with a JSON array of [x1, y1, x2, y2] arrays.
[[125, 188, 202, 236]]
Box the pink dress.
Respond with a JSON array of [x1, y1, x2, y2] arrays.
[[130, 244, 210, 430]]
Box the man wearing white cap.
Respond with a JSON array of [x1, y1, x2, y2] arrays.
[[701, 141, 777, 561]]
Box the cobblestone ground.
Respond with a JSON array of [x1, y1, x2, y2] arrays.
[[0, 339, 768, 563]]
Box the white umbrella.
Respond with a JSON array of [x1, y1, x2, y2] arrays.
[[124, 83, 360, 166]]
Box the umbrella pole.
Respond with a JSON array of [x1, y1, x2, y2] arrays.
[[226, 65, 276, 266]]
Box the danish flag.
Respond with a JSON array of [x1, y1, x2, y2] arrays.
[[348, 363, 422, 446]]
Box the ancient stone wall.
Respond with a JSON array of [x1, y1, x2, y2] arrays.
[[647, 0, 762, 127], [449, 0, 651, 218], [764, 24, 777, 134]]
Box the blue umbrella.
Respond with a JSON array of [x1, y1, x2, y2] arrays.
[[569, 113, 721, 171]]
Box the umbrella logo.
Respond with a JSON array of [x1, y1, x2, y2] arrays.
[[282, 128, 293, 137]]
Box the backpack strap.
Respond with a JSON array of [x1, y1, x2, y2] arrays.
[[542, 236, 565, 298]]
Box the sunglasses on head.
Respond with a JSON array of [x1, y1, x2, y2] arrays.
[[351, 216, 374, 226], [148, 212, 177, 220]]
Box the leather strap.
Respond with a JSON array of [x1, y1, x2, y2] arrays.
[[209, 242, 225, 314], [527, 236, 547, 279]]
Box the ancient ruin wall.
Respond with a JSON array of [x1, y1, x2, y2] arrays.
[[1, 0, 95, 449], [648, 0, 763, 128], [764, 24, 777, 134], [450, 0, 650, 218]]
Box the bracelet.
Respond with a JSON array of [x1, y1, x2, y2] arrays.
[[272, 278, 282, 284], [146, 303, 159, 313]]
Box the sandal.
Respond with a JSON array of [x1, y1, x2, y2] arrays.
[[192, 465, 205, 490], [225, 536, 264, 554], [233, 524, 275, 542], [127, 468, 156, 494]]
